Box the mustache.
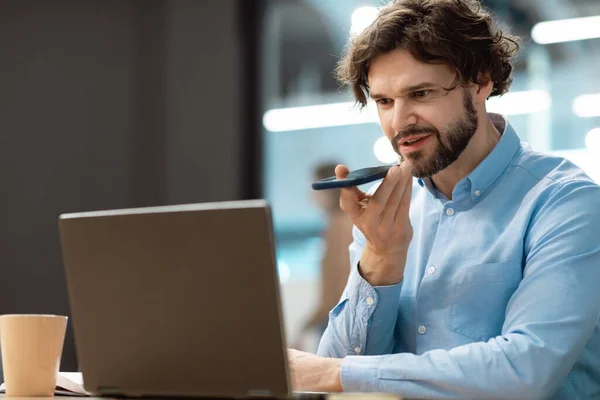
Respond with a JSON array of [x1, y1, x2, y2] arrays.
[[396, 126, 438, 139], [392, 126, 438, 152]]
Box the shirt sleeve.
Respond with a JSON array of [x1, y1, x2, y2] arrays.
[[317, 224, 403, 358], [340, 180, 600, 399]]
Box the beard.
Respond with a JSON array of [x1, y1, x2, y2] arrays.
[[392, 89, 479, 178]]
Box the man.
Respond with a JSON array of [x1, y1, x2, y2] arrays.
[[288, 0, 600, 398]]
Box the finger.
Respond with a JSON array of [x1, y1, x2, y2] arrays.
[[336, 164, 367, 219], [393, 162, 413, 221], [357, 193, 372, 209], [368, 165, 403, 211], [335, 165, 364, 201], [386, 162, 412, 211], [378, 166, 411, 225]]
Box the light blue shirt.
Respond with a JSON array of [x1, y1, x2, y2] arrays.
[[317, 114, 600, 399]]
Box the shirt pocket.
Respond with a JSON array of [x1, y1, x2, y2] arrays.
[[451, 262, 521, 342]]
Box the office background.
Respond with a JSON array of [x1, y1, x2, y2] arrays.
[[0, 0, 263, 373], [0, 0, 599, 373]]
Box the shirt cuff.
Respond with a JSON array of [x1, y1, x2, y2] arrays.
[[346, 262, 403, 308], [340, 354, 383, 392], [346, 262, 374, 299], [370, 283, 403, 324]]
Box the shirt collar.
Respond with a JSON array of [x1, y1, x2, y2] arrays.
[[466, 113, 520, 200], [417, 113, 521, 201]]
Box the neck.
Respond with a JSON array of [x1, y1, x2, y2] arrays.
[[431, 114, 501, 200]]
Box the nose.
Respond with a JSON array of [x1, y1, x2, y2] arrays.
[[390, 99, 417, 134]]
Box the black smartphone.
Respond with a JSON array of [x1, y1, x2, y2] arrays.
[[311, 164, 397, 190]]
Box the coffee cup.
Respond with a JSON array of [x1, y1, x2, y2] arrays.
[[0, 314, 68, 397]]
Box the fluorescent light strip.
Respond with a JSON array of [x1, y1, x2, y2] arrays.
[[486, 90, 551, 115], [532, 15, 600, 44], [263, 101, 379, 132], [573, 93, 600, 118], [263, 90, 550, 132]]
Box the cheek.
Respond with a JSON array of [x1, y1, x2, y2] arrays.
[[377, 111, 396, 140], [430, 96, 462, 121], [414, 105, 453, 132]]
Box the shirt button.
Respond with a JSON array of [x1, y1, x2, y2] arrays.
[[427, 265, 436, 275], [418, 325, 427, 335], [366, 296, 374, 305], [445, 208, 455, 216], [474, 190, 481, 197], [354, 346, 361, 354]]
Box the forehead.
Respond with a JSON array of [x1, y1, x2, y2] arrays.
[[367, 49, 455, 93]]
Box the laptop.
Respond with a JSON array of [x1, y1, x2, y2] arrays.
[[59, 199, 313, 398]]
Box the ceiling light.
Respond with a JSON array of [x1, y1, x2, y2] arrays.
[[350, 7, 379, 36], [486, 90, 551, 115], [573, 93, 600, 118], [585, 128, 600, 154], [373, 136, 398, 164], [532, 15, 600, 44]]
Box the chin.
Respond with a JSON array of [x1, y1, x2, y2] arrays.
[[409, 158, 437, 179]]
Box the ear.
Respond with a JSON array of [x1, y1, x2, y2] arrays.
[[474, 72, 493, 103]]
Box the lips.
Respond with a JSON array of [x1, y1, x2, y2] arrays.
[[399, 134, 432, 146]]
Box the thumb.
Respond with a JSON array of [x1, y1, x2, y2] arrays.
[[335, 165, 364, 201], [336, 164, 367, 219]]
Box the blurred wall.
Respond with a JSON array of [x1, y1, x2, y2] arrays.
[[0, 0, 259, 374]]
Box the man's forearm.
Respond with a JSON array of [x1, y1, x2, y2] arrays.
[[340, 332, 574, 398], [317, 262, 403, 358]]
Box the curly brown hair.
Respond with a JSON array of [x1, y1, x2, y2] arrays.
[[336, 0, 521, 107]]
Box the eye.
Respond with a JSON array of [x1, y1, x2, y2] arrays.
[[376, 98, 392, 106], [413, 90, 431, 98]]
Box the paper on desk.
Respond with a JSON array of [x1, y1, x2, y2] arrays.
[[0, 371, 89, 397]]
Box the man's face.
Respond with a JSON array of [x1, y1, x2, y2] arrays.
[[368, 49, 479, 178]]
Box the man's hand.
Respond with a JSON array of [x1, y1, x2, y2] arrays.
[[288, 349, 343, 392], [336, 163, 413, 286]]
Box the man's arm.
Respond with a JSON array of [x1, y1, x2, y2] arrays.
[[316, 226, 404, 358], [316, 164, 412, 358], [340, 181, 600, 398]]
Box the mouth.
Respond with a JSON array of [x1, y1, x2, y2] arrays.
[[398, 134, 433, 151]]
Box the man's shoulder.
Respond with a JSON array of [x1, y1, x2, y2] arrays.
[[510, 146, 598, 192], [512, 148, 600, 226]]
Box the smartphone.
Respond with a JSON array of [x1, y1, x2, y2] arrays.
[[311, 164, 397, 190]]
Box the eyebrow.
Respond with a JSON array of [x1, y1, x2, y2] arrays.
[[370, 82, 438, 99]]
